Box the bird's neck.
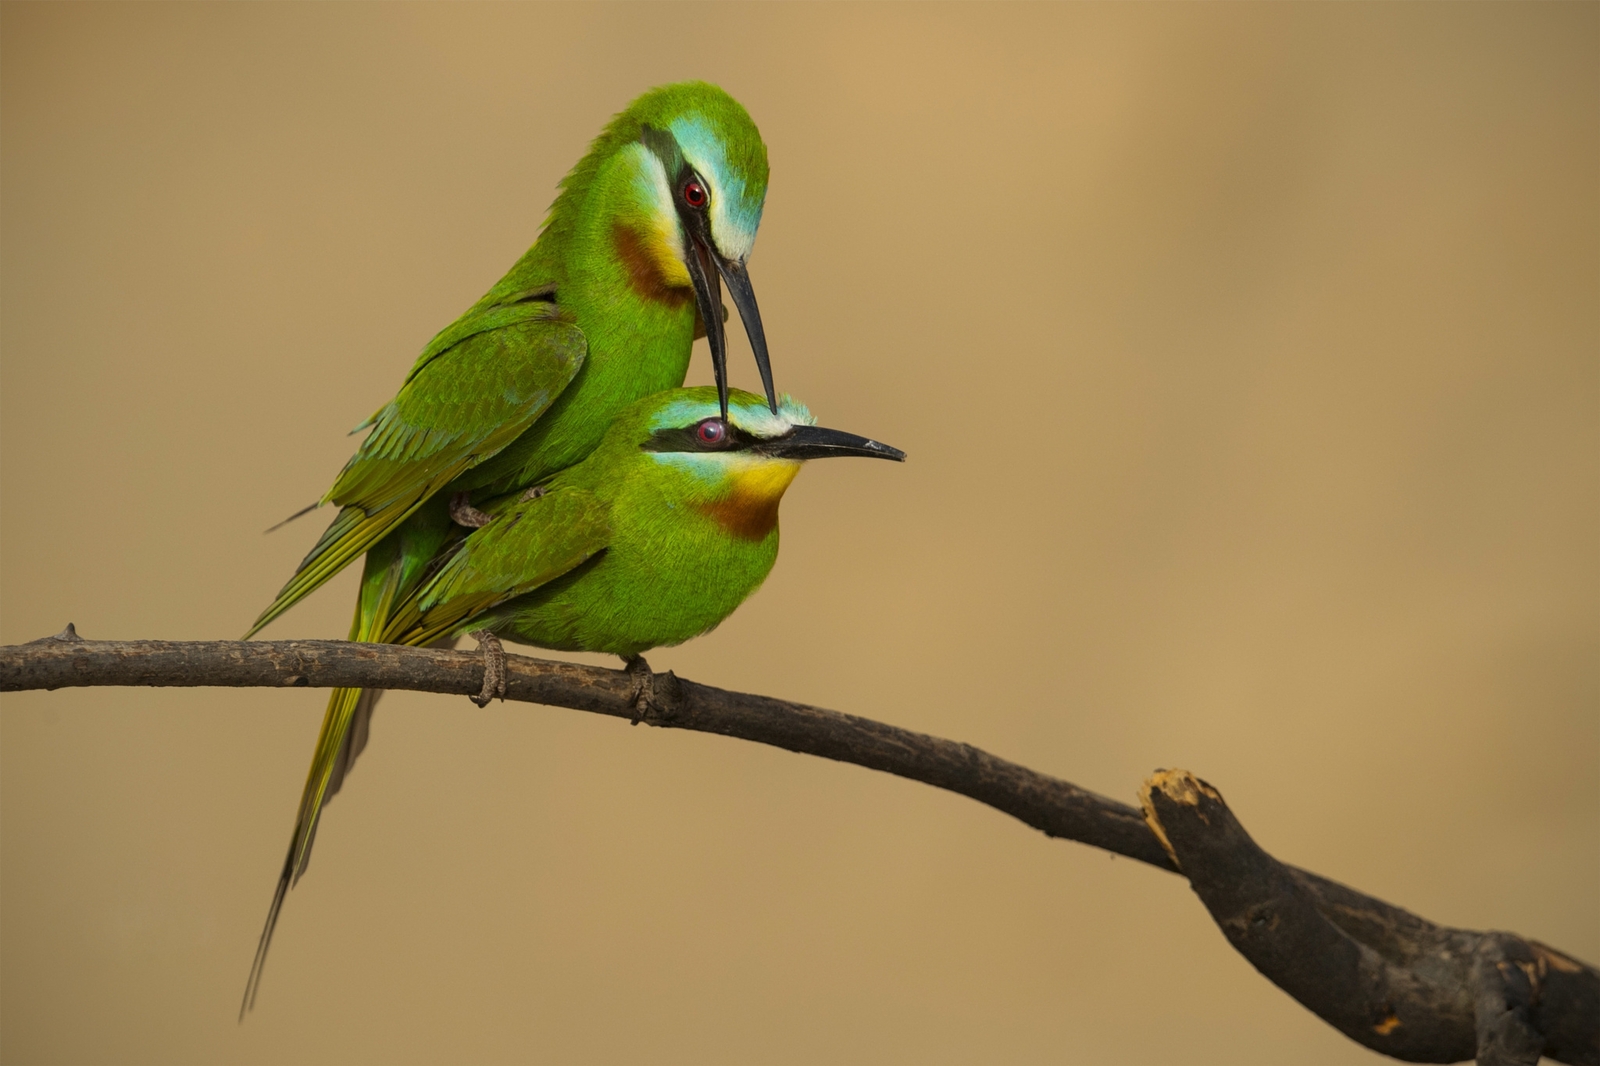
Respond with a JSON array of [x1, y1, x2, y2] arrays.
[[570, 143, 694, 316], [485, 140, 693, 326], [640, 456, 801, 543]]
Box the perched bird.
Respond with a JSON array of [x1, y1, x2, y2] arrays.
[[245, 388, 904, 1010], [242, 82, 776, 1014], [382, 387, 903, 674]]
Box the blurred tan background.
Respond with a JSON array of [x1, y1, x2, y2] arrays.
[[2, 4, 1595, 1064]]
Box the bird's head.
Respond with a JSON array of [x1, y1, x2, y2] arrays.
[[605, 83, 774, 417], [616, 386, 905, 541]]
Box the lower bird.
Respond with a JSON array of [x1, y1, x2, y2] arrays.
[[244, 386, 903, 1006]]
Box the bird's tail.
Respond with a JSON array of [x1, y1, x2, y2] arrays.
[[240, 551, 406, 1019], [239, 683, 371, 1019], [241, 497, 466, 1017]]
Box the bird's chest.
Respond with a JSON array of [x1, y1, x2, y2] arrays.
[[612, 502, 780, 629]]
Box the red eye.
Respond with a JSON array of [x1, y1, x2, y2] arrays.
[[682, 179, 708, 209], [695, 418, 726, 445]]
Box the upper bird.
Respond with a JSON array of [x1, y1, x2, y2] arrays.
[[239, 83, 773, 1016], [247, 80, 774, 639]]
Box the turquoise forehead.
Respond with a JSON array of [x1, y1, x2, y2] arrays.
[[649, 392, 814, 436], [671, 115, 765, 244]]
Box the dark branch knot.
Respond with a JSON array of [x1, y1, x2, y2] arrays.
[[27, 623, 84, 644]]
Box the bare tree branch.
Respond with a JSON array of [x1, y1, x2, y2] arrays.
[[3, 629, 1596, 1065]]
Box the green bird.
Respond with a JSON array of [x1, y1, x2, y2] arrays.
[[242, 82, 777, 1013], [245, 388, 904, 1009], [379, 386, 902, 662]]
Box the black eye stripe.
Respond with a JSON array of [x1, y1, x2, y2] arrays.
[[640, 419, 759, 454]]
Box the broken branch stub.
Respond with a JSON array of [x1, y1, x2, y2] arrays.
[[1141, 769, 1599, 1065]]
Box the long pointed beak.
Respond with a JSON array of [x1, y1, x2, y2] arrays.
[[683, 234, 730, 420], [757, 425, 906, 462], [711, 256, 778, 415]]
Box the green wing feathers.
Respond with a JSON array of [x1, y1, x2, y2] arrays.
[[385, 486, 612, 648], [245, 308, 587, 638]]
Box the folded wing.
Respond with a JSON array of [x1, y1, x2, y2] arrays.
[[246, 301, 586, 638], [385, 485, 612, 648]]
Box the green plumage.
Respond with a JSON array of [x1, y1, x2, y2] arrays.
[[371, 384, 900, 665], [247, 81, 770, 637], [242, 82, 772, 1015], [398, 389, 793, 657]]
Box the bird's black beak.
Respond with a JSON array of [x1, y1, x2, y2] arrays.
[[682, 232, 730, 418], [756, 425, 906, 463], [681, 217, 777, 420], [711, 255, 777, 417]]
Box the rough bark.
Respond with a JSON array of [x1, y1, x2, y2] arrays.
[[4, 629, 1596, 1065]]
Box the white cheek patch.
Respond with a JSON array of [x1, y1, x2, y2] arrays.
[[707, 189, 758, 262], [647, 450, 725, 483], [647, 451, 802, 498], [625, 143, 685, 267], [648, 450, 771, 491]]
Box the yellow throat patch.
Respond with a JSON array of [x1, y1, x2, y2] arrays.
[[698, 458, 801, 541]]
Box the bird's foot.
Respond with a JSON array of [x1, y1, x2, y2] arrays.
[[624, 655, 657, 724], [469, 630, 506, 707], [449, 492, 494, 529], [625, 655, 654, 721], [622, 656, 680, 724], [520, 485, 547, 501]]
